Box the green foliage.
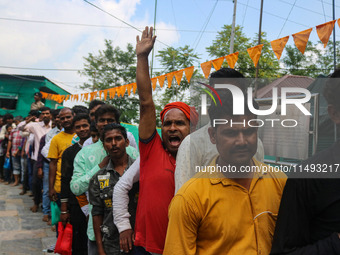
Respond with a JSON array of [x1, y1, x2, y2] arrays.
[[155, 45, 201, 104], [282, 41, 340, 77], [79, 40, 139, 123], [206, 25, 281, 78]]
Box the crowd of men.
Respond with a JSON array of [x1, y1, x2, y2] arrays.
[[0, 26, 340, 255]]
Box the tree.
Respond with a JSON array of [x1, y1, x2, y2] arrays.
[[155, 45, 201, 103], [206, 25, 281, 78], [79, 40, 139, 123], [149, 45, 201, 126], [281, 41, 340, 78]]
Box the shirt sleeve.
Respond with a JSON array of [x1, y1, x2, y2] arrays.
[[47, 136, 59, 159], [174, 135, 192, 194], [36, 135, 46, 169], [0, 126, 6, 140], [70, 149, 100, 196], [127, 132, 138, 150], [41, 139, 51, 160], [112, 156, 140, 233], [163, 194, 200, 255], [270, 179, 340, 255], [89, 174, 105, 216]]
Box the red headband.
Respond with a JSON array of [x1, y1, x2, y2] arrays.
[[160, 102, 199, 128]]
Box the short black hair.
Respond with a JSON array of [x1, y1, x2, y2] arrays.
[[72, 113, 91, 126], [208, 89, 258, 127], [95, 105, 120, 123], [72, 105, 89, 115], [101, 123, 127, 141], [89, 100, 105, 111], [28, 110, 40, 118], [90, 121, 98, 132], [3, 114, 14, 122], [34, 92, 42, 98], [323, 69, 340, 110], [5, 123, 12, 130], [39, 106, 51, 113], [209, 68, 248, 91], [60, 107, 74, 115], [14, 116, 24, 122], [50, 109, 61, 119]]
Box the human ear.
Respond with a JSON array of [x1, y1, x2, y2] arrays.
[[208, 127, 217, 145], [328, 105, 340, 126]]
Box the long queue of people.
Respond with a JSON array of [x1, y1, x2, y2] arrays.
[[1, 26, 340, 255]]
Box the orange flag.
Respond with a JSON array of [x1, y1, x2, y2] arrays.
[[174, 70, 183, 85], [59, 95, 65, 103], [74, 94, 79, 101], [201, 61, 212, 78], [65, 95, 70, 101], [117, 86, 123, 97], [98, 90, 103, 99], [151, 78, 157, 91], [109, 88, 116, 99], [247, 44, 264, 67], [121, 85, 127, 97], [157, 75, 166, 88], [271, 36, 289, 60], [292, 28, 313, 54], [338, 19, 340, 29], [132, 83, 137, 94], [184, 66, 194, 83], [316, 20, 336, 47], [41, 92, 47, 99], [103, 90, 108, 100], [166, 72, 175, 88], [126, 83, 132, 96], [225, 52, 239, 69], [83, 93, 89, 101], [212, 57, 224, 70], [90, 91, 97, 101]]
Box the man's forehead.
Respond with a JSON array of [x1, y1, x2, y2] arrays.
[[163, 108, 187, 121], [99, 112, 116, 118], [216, 115, 256, 129], [105, 129, 123, 137]]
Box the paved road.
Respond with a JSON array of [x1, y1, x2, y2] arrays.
[[0, 183, 57, 255]]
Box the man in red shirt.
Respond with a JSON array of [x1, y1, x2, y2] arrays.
[[133, 26, 196, 254]]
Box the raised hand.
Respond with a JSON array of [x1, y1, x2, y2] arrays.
[[136, 26, 156, 57]]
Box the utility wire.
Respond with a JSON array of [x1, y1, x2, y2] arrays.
[[242, 0, 250, 27], [320, 0, 327, 22], [193, 0, 219, 51], [0, 17, 218, 33], [277, 0, 298, 38], [83, 0, 171, 48], [278, 0, 332, 19], [0, 65, 80, 71]]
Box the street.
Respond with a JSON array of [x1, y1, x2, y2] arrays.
[[0, 183, 57, 255]]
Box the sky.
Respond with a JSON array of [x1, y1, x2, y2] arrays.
[[0, 0, 339, 106]]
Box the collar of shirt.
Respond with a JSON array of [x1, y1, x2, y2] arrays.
[[38, 120, 52, 128], [106, 156, 134, 174], [209, 156, 267, 187]]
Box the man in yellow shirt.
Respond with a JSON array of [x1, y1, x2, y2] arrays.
[[48, 107, 75, 202], [164, 88, 287, 255]]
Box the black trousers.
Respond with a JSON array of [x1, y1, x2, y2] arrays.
[[32, 160, 42, 206], [69, 203, 88, 255]]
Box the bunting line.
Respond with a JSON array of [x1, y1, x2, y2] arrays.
[[41, 18, 340, 103]]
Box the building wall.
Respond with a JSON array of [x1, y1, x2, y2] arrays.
[[0, 76, 68, 118]]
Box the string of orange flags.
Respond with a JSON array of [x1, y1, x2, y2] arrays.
[[42, 18, 340, 103]]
